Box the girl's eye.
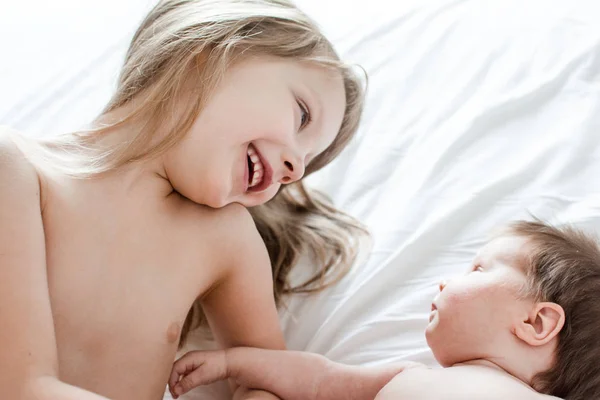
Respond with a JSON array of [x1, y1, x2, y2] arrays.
[[473, 265, 483, 272], [297, 99, 311, 130]]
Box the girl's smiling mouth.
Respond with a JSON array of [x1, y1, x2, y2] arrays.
[[246, 143, 273, 193]]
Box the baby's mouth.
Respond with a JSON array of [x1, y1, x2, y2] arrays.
[[429, 305, 438, 322]]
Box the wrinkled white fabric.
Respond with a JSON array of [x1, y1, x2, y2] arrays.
[[2, 1, 599, 399]]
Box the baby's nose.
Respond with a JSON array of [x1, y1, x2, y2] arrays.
[[439, 281, 447, 292]]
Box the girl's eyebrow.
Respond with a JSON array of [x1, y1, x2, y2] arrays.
[[311, 86, 323, 117]]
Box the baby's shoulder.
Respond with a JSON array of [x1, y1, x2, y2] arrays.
[[377, 365, 545, 400]]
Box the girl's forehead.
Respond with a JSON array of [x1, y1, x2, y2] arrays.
[[228, 56, 345, 106], [226, 56, 346, 149], [283, 61, 344, 98]]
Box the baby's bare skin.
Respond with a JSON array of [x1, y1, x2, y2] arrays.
[[377, 362, 562, 400], [169, 348, 562, 400], [1, 131, 284, 400]]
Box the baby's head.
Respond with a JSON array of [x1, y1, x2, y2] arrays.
[[426, 220, 600, 398]]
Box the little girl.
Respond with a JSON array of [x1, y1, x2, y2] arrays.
[[0, 1, 365, 399]]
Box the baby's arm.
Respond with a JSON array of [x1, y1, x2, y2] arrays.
[[169, 347, 420, 400]]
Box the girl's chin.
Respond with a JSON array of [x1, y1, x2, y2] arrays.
[[242, 189, 278, 207]]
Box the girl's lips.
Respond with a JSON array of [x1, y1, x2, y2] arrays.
[[242, 148, 249, 193], [246, 144, 273, 193]]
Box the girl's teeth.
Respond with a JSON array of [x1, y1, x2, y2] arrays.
[[249, 168, 263, 188], [250, 171, 261, 188], [247, 144, 265, 189]]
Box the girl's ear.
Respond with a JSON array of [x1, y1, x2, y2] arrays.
[[514, 302, 565, 346]]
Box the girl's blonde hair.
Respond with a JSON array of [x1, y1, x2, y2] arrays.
[[45, 0, 367, 344]]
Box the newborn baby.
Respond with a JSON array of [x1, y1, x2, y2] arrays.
[[169, 220, 600, 400]]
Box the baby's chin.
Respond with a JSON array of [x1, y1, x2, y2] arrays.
[[429, 346, 467, 368], [425, 329, 468, 368], [424, 317, 440, 346], [432, 351, 456, 368]]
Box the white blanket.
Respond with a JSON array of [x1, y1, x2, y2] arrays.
[[2, 1, 599, 399]]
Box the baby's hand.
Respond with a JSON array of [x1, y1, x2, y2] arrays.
[[168, 350, 228, 398]]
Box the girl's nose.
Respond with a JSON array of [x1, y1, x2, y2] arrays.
[[280, 154, 305, 184]]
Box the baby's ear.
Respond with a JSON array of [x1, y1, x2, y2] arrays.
[[514, 302, 565, 346]]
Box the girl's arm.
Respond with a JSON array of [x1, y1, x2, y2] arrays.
[[190, 204, 287, 399], [0, 137, 109, 400], [170, 347, 420, 400]]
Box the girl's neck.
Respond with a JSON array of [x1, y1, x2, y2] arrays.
[[93, 156, 174, 201], [32, 130, 175, 204]]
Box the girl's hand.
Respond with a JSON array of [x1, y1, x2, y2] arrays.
[[168, 350, 228, 398]]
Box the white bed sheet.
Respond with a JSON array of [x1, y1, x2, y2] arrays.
[[2, 0, 600, 399]]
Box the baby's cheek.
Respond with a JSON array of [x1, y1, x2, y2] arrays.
[[441, 286, 480, 308], [440, 288, 489, 326]]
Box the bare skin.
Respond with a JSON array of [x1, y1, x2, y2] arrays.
[[376, 361, 564, 400], [0, 131, 284, 400], [1, 55, 346, 400], [168, 347, 562, 400], [168, 236, 570, 400]]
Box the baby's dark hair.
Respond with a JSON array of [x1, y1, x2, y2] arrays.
[[501, 220, 600, 400]]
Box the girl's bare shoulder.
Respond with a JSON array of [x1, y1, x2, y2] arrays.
[[173, 200, 269, 279], [0, 126, 41, 186]]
